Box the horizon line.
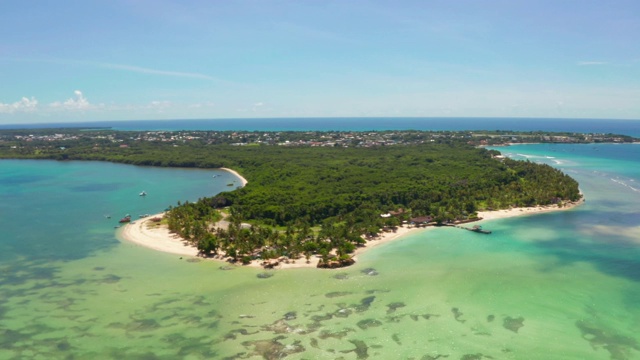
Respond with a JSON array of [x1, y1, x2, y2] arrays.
[[2, 115, 640, 127]]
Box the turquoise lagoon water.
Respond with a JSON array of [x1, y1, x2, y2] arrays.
[[1, 143, 639, 359]]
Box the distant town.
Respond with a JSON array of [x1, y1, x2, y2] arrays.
[[0, 128, 637, 151]]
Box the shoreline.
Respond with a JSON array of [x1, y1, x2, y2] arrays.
[[220, 167, 248, 187], [118, 196, 585, 270]]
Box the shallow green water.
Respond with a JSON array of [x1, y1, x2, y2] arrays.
[[1, 145, 639, 359]]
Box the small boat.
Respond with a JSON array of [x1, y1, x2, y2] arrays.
[[119, 215, 132, 223], [139, 191, 147, 196]]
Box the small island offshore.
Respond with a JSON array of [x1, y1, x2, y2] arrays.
[[2, 128, 634, 269]]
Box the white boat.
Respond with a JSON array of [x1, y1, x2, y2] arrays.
[[139, 191, 147, 196]]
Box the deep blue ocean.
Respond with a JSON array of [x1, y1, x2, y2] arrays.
[[1, 118, 639, 359], [2, 117, 640, 137]]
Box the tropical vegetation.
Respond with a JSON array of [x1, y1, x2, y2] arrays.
[[0, 129, 583, 267]]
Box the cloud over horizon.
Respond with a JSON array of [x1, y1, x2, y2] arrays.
[[578, 61, 608, 66], [49, 90, 93, 111], [0, 97, 39, 113], [99, 63, 219, 81], [1, 1, 639, 123]]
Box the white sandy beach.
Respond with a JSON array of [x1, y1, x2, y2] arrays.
[[220, 167, 248, 187], [118, 213, 317, 269], [120, 214, 198, 257], [477, 198, 584, 220]]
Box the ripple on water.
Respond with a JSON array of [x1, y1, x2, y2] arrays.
[[357, 318, 383, 330], [241, 336, 305, 359], [361, 268, 379, 276], [341, 339, 369, 359], [576, 320, 640, 360], [354, 296, 375, 312], [333, 272, 349, 280], [325, 291, 352, 298], [502, 316, 524, 333], [451, 307, 466, 323], [386, 302, 406, 314]]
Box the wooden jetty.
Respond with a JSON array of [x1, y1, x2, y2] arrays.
[[449, 224, 492, 234]]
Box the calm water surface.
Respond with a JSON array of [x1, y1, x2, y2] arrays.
[[1, 143, 639, 359]]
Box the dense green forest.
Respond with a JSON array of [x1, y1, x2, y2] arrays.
[[0, 129, 583, 267]]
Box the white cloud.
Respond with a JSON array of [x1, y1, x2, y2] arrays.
[[49, 90, 92, 110], [149, 100, 171, 107], [251, 101, 268, 113], [100, 62, 219, 81], [188, 101, 215, 109], [578, 61, 608, 66], [0, 97, 39, 113], [146, 100, 172, 112]]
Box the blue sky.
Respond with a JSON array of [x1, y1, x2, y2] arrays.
[[1, 0, 639, 124]]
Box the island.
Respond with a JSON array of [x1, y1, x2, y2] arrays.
[[1, 128, 619, 269]]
